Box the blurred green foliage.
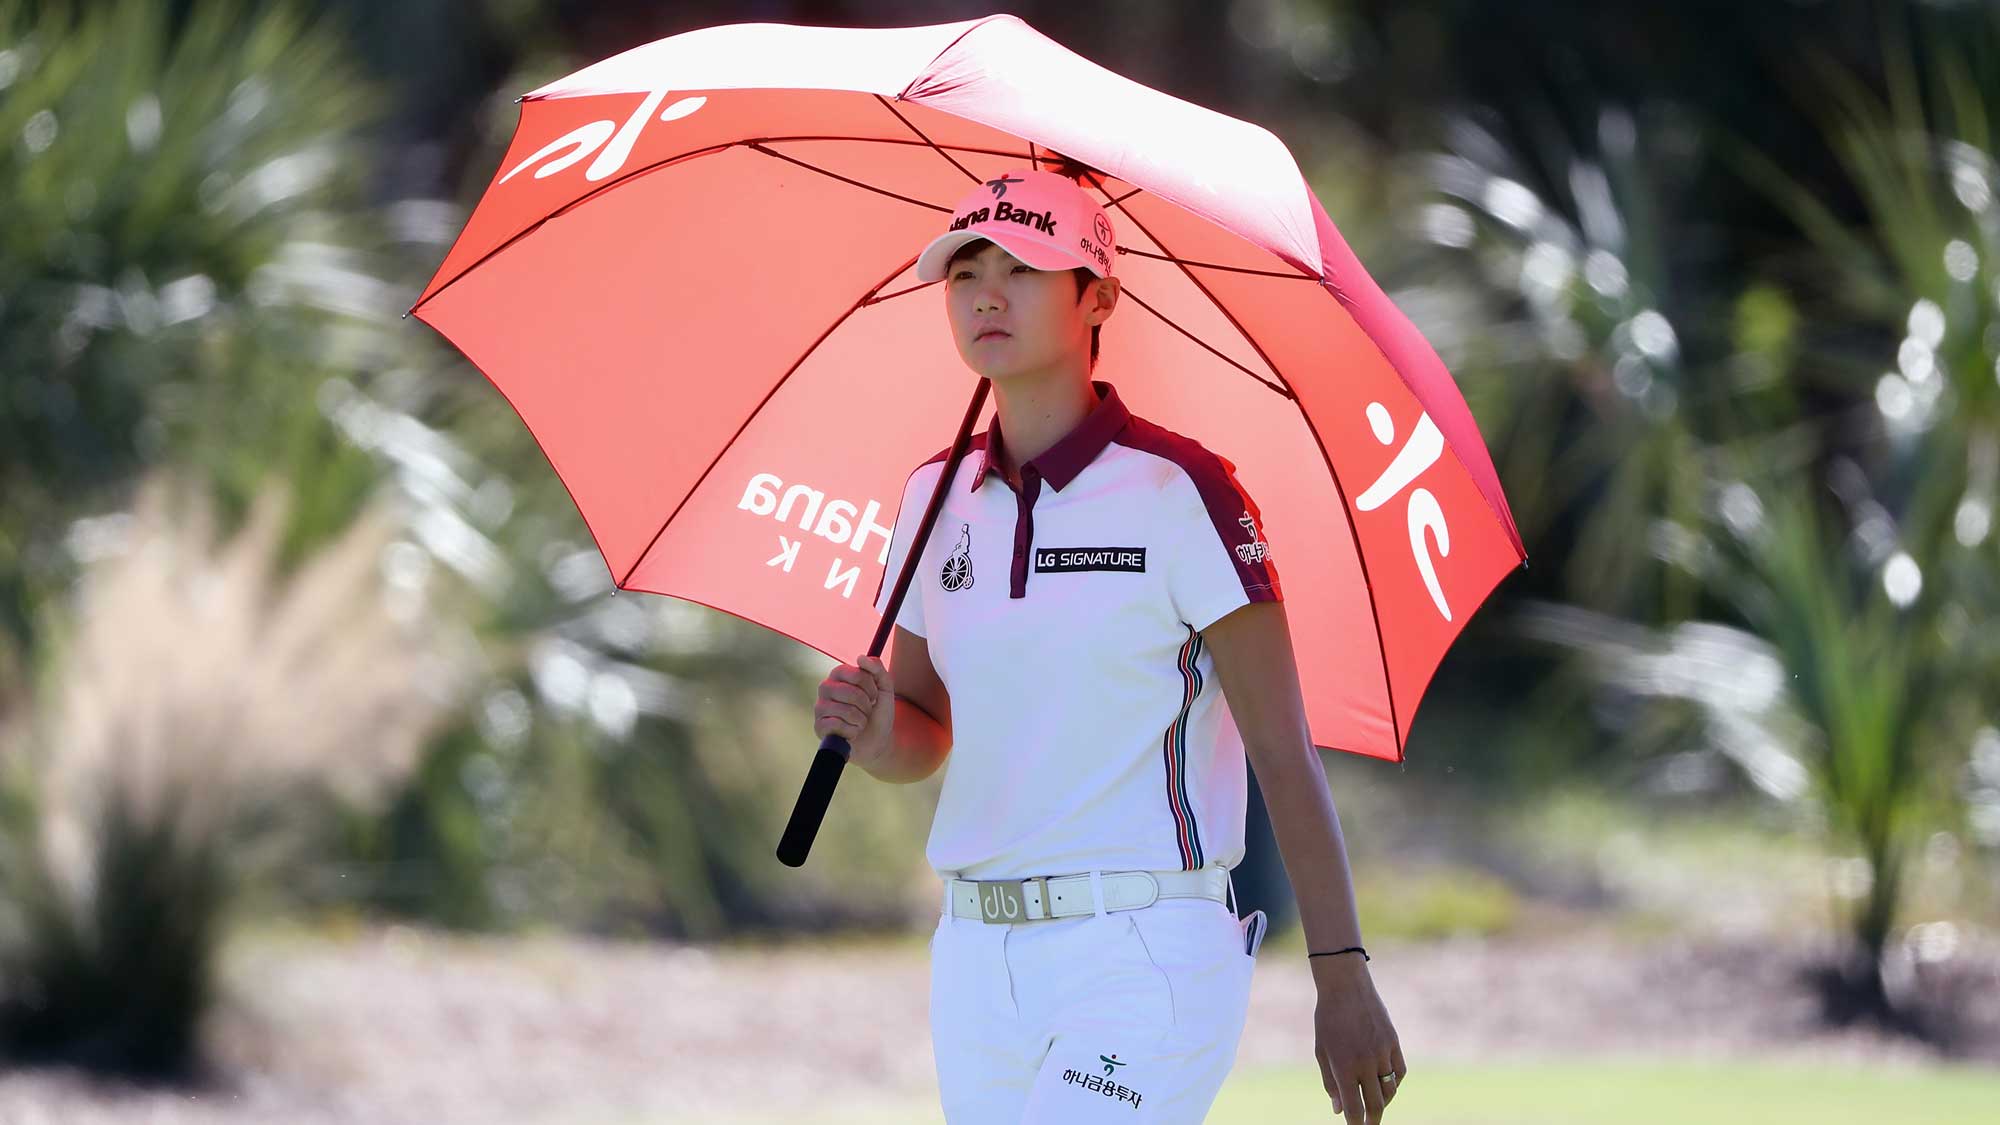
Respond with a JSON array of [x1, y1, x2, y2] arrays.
[[1314, 0, 1998, 1022], [0, 0, 399, 650], [0, 0, 427, 1077]]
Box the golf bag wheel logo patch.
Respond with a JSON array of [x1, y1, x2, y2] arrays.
[[941, 523, 975, 592]]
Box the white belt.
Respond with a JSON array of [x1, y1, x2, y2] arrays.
[[943, 865, 1230, 924]]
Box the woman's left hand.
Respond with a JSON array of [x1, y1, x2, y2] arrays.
[[1308, 954, 1405, 1124]]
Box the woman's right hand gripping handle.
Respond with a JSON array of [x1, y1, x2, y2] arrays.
[[815, 655, 893, 772]]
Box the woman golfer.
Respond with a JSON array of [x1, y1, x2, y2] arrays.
[[815, 169, 1405, 1124]]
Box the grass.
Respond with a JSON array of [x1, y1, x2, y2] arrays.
[[688, 1057, 2000, 1125], [1211, 1058, 2000, 1124]]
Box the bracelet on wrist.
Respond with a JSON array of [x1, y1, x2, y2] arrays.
[[1307, 945, 1369, 962]]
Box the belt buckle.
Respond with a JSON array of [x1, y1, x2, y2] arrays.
[[972, 875, 1059, 923], [974, 878, 1026, 923]]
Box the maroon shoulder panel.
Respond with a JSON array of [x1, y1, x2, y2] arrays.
[[1114, 415, 1283, 604]]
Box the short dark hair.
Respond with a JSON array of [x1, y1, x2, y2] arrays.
[[944, 240, 1101, 369]]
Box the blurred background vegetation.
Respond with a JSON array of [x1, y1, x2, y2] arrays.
[[0, 0, 1996, 1096]]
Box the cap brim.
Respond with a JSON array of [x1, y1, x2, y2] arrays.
[[915, 229, 1096, 282]]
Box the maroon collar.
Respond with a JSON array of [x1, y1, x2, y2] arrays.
[[970, 380, 1130, 493]]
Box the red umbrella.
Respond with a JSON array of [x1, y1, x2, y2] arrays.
[[410, 15, 1527, 866]]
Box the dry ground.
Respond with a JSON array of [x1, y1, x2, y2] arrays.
[[1, 906, 1994, 1125]]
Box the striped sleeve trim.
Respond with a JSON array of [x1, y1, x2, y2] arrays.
[[1163, 624, 1207, 870]]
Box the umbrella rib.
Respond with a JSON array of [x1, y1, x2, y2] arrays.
[[863, 279, 940, 305], [415, 137, 744, 314], [874, 94, 983, 184], [745, 142, 953, 212], [1112, 284, 1292, 400], [1090, 177, 1302, 402], [1086, 172, 1406, 758], [616, 252, 923, 591], [1074, 177, 1317, 282], [1117, 246, 1320, 280], [411, 134, 1044, 314]]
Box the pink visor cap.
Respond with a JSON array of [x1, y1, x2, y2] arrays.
[[915, 169, 1117, 282]]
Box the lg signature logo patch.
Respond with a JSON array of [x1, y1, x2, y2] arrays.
[[1034, 547, 1145, 573]]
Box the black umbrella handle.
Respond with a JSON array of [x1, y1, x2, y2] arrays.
[[776, 732, 861, 869], [777, 377, 991, 869]]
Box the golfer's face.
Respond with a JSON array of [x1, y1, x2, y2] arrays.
[[943, 241, 1086, 379]]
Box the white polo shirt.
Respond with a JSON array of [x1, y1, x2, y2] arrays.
[[870, 380, 1284, 881]]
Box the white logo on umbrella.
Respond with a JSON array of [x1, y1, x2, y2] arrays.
[[1354, 402, 1452, 622], [500, 88, 709, 185]]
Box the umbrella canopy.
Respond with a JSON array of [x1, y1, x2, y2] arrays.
[[411, 14, 1527, 763]]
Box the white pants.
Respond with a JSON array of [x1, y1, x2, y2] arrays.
[[928, 871, 1267, 1123]]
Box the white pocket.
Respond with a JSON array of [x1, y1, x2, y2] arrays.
[[1239, 908, 1268, 959]]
